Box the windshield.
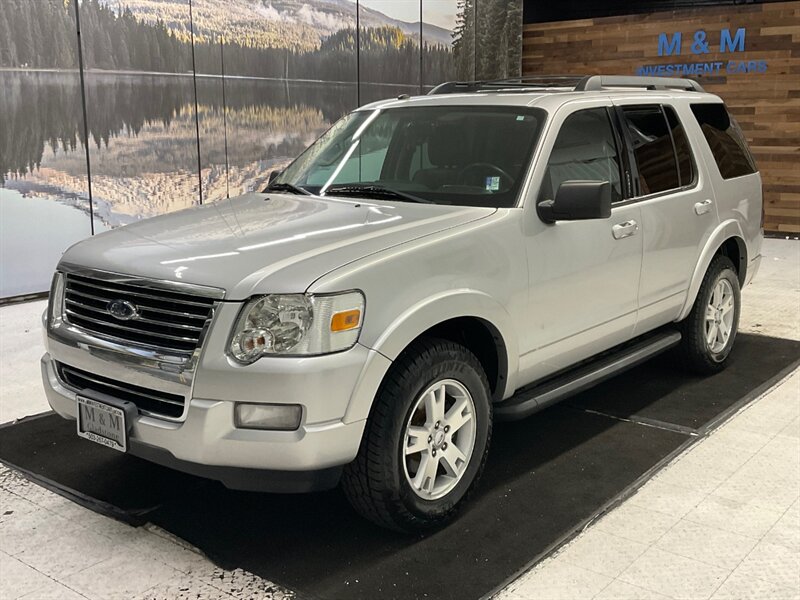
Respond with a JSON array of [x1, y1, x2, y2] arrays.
[[275, 105, 547, 208]]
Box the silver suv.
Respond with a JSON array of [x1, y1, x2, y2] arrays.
[[42, 75, 763, 531]]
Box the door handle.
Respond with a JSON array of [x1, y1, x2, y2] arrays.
[[694, 199, 714, 215], [612, 220, 639, 240]]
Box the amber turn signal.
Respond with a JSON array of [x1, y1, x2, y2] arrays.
[[330, 309, 361, 332]]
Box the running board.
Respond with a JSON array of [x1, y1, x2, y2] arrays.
[[495, 330, 682, 421]]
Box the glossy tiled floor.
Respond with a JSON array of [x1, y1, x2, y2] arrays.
[[0, 469, 294, 599], [497, 369, 799, 600], [1, 239, 798, 600], [497, 238, 800, 600]]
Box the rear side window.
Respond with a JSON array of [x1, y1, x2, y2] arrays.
[[539, 108, 623, 204], [690, 103, 757, 179], [621, 106, 680, 195], [664, 106, 694, 187]]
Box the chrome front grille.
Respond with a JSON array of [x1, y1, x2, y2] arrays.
[[63, 272, 218, 355], [57, 362, 185, 419]]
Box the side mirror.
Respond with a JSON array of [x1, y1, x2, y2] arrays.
[[268, 170, 280, 184], [537, 180, 612, 224]]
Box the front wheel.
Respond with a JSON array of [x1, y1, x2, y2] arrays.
[[676, 255, 741, 374], [341, 338, 492, 532]]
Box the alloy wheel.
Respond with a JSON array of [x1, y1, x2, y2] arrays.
[[705, 278, 735, 354], [402, 379, 477, 500]]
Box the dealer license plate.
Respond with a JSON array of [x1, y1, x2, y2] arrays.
[[77, 396, 127, 452]]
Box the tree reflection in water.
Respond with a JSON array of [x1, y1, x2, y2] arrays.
[[0, 72, 384, 223]]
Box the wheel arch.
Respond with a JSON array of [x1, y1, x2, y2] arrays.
[[677, 220, 748, 322], [409, 316, 509, 403], [718, 236, 747, 287], [346, 291, 518, 423]]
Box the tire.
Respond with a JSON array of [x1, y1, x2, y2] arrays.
[[341, 337, 492, 532], [676, 255, 741, 374]]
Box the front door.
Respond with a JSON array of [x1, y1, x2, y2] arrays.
[[518, 102, 643, 385]]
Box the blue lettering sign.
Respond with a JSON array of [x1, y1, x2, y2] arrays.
[[691, 30, 710, 55], [642, 27, 763, 78], [658, 32, 682, 56], [720, 28, 746, 53]]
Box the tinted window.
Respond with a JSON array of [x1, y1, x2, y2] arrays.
[[691, 103, 757, 179], [664, 106, 694, 187], [539, 108, 623, 204], [622, 106, 679, 195]]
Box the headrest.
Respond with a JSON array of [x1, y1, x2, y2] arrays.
[[428, 123, 470, 167], [549, 141, 617, 166]]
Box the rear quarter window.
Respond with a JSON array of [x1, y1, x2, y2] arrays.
[[690, 103, 757, 179]]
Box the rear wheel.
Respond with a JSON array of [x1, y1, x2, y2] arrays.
[[342, 338, 492, 531], [676, 255, 741, 374]]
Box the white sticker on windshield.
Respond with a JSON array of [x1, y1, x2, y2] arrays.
[[485, 176, 500, 191]]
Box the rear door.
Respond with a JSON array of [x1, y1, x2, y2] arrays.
[[613, 99, 718, 333]]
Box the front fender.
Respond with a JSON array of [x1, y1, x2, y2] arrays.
[[344, 290, 519, 423], [677, 219, 746, 321]]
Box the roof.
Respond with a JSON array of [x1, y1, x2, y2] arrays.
[[359, 75, 719, 112]]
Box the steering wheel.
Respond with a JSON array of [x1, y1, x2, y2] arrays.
[[456, 162, 514, 189]]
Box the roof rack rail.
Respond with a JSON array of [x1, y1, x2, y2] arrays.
[[428, 75, 586, 95], [427, 75, 705, 96], [575, 75, 704, 92]]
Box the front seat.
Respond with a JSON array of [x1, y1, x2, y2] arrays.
[[412, 124, 470, 190]]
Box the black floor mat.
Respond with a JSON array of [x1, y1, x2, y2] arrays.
[[0, 333, 798, 600], [149, 408, 685, 600], [0, 413, 208, 524], [566, 333, 800, 429]]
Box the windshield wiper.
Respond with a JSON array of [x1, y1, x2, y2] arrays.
[[263, 182, 311, 195], [324, 184, 432, 204]]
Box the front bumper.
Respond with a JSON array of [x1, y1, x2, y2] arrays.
[[41, 350, 383, 491], [42, 299, 393, 491]]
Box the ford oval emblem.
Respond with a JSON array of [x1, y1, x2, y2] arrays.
[[107, 299, 139, 321]]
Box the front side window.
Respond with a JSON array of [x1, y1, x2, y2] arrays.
[[276, 106, 546, 208], [690, 103, 757, 179], [538, 107, 623, 204], [621, 106, 680, 195]]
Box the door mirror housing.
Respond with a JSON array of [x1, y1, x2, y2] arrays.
[[267, 170, 280, 184], [537, 180, 612, 224]]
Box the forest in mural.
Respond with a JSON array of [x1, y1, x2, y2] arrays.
[[0, 0, 523, 298], [0, 0, 457, 82]]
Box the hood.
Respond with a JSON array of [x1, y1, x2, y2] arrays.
[[61, 192, 494, 300]]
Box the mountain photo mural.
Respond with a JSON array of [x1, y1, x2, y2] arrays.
[[0, 0, 522, 298], [0, 0, 100, 299]]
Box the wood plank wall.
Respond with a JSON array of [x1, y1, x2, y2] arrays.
[[522, 1, 800, 234]]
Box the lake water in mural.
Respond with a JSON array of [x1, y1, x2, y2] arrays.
[[0, 0, 521, 298], [0, 187, 109, 297], [0, 70, 418, 295]]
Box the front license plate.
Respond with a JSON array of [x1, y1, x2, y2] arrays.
[[77, 396, 127, 452]]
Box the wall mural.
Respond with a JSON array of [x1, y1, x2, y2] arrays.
[[0, 0, 100, 299], [0, 0, 522, 298]]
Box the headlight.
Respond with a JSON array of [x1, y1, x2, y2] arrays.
[[48, 272, 65, 329], [229, 291, 365, 363]]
